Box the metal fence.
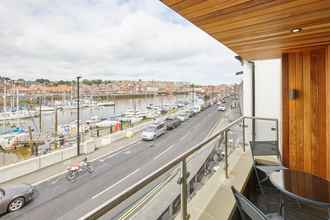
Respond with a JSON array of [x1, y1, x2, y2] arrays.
[[79, 116, 279, 220]]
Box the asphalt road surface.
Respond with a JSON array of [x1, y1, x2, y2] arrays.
[[1, 105, 227, 220]]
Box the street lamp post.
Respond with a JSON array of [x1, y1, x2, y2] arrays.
[[76, 76, 81, 156]]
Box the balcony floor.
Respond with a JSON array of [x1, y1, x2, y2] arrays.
[[250, 184, 328, 220]]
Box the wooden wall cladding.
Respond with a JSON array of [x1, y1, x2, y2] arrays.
[[282, 46, 330, 180]]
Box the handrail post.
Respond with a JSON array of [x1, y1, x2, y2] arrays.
[[181, 159, 189, 220], [224, 130, 229, 178], [276, 119, 279, 144], [242, 118, 245, 152], [275, 119, 281, 161]]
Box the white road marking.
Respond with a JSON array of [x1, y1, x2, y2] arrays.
[[51, 178, 60, 185], [104, 150, 123, 160], [31, 137, 143, 186], [91, 139, 141, 162], [91, 168, 140, 200], [153, 144, 175, 160], [180, 133, 190, 141]]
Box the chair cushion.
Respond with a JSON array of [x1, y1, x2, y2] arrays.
[[255, 155, 281, 166], [266, 213, 284, 220]]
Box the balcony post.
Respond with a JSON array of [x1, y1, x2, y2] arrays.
[[242, 118, 245, 152], [181, 159, 189, 220], [225, 129, 229, 178], [276, 119, 279, 144]]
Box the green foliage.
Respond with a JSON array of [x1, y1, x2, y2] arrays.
[[35, 78, 51, 84], [57, 80, 72, 85], [82, 79, 105, 85]]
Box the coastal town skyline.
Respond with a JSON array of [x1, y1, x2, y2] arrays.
[[0, 76, 237, 97]]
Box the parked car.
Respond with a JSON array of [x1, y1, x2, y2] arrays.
[[160, 108, 168, 114], [0, 184, 36, 214], [176, 112, 189, 122], [142, 122, 166, 141], [165, 116, 181, 130], [185, 109, 194, 118], [217, 105, 226, 111], [192, 106, 201, 114]]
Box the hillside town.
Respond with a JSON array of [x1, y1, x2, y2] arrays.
[[0, 77, 239, 98]]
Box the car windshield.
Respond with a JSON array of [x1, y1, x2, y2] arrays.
[[144, 127, 156, 132]]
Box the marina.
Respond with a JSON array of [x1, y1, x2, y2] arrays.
[[0, 94, 190, 166]]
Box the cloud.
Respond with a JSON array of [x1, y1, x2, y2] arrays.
[[0, 0, 242, 84]]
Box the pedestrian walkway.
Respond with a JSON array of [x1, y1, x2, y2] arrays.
[[0, 133, 142, 187]]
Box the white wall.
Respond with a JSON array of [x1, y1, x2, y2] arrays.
[[242, 61, 253, 142], [242, 61, 253, 117], [243, 59, 282, 148], [254, 59, 282, 120], [255, 59, 282, 146]]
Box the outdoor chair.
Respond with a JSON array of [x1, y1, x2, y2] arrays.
[[231, 186, 284, 220], [250, 141, 286, 194]]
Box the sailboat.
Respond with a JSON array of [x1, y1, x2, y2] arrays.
[[0, 127, 29, 151], [0, 83, 39, 121], [97, 101, 115, 107]]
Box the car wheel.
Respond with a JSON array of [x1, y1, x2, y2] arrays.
[[8, 197, 25, 212]]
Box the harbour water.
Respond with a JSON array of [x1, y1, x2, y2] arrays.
[[0, 94, 189, 166]]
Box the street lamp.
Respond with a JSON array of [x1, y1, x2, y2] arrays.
[[76, 76, 81, 156]]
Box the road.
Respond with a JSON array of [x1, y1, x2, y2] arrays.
[[1, 105, 227, 220]]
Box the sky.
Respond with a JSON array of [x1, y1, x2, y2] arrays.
[[0, 0, 242, 85]]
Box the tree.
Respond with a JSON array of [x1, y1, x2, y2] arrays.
[[35, 78, 50, 84]]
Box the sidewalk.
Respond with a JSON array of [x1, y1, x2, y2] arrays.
[[0, 133, 142, 187]]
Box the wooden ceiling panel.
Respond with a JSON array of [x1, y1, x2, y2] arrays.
[[203, 1, 328, 34], [160, 0, 330, 60]]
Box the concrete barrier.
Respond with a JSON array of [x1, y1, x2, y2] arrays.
[[62, 146, 77, 160], [0, 146, 77, 184], [81, 139, 96, 154], [39, 151, 62, 168]]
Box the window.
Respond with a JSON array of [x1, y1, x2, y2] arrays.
[[0, 189, 5, 199]]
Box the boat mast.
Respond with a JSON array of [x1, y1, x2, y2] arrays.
[[16, 87, 19, 111], [3, 80, 6, 112], [11, 82, 14, 110]]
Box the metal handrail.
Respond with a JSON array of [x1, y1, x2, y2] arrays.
[[79, 115, 278, 220]]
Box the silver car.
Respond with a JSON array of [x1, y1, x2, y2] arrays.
[[0, 183, 35, 214], [142, 122, 166, 141]]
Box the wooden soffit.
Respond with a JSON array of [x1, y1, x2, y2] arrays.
[[160, 0, 330, 60]]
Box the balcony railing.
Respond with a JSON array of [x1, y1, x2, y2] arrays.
[[79, 115, 279, 220]]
